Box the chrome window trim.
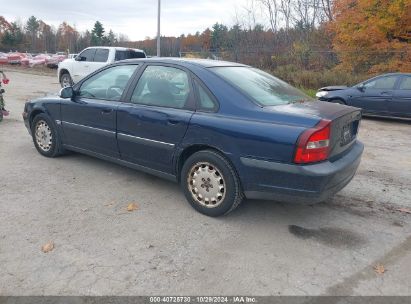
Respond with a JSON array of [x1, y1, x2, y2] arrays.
[[62, 121, 116, 135], [118, 132, 175, 147], [62, 121, 175, 148]]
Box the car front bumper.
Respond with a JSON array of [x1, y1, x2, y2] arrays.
[[240, 141, 364, 203], [23, 112, 31, 135]]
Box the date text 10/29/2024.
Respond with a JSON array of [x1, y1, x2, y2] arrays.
[[149, 297, 257, 303]]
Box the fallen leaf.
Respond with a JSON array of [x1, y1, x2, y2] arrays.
[[104, 201, 115, 207], [374, 264, 385, 274], [396, 208, 411, 214], [81, 208, 89, 212], [41, 241, 54, 253], [126, 203, 138, 212]]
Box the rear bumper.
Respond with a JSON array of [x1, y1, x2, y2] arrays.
[[240, 141, 364, 203]]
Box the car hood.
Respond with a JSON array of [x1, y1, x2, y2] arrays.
[[318, 85, 349, 92], [59, 58, 75, 66]]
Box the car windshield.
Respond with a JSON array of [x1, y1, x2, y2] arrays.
[[211, 66, 312, 106]]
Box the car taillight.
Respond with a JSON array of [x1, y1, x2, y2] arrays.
[[294, 119, 331, 164]]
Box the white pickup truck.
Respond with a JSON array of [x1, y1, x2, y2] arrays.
[[57, 46, 146, 87]]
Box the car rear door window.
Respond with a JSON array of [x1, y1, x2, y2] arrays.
[[130, 65, 191, 109], [399, 76, 411, 90], [193, 79, 218, 112], [94, 49, 109, 62], [78, 49, 96, 62], [115, 50, 146, 61], [365, 76, 398, 90], [79, 65, 138, 101]]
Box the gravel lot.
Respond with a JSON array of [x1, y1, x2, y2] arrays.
[[0, 70, 410, 296]]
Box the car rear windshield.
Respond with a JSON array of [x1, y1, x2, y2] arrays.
[[115, 50, 146, 61], [211, 66, 312, 106]]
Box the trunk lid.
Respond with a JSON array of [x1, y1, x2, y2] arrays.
[[265, 101, 362, 160]]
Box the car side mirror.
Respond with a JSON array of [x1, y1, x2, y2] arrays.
[[357, 84, 365, 92], [75, 56, 85, 61], [59, 87, 74, 99]]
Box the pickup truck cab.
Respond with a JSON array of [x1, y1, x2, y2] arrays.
[[58, 47, 146, 87]]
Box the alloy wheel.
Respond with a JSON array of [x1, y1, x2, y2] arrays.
[[187, 162, 226, 208], [35, 120, 53, 152], [61, 75, 71, 88]]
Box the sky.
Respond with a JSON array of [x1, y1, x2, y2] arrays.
[[2, 0, 259, 41]]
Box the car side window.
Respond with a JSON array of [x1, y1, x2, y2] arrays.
[[193, 79, 218, 112], [399, 77, 411, 90], [364, 76, 398, 90], [78, 49, 96, 62], [79, 65, 138, 101], [94, 49, 109, 62], [130, 65, 191, 109], [115, 50, 146, 61]]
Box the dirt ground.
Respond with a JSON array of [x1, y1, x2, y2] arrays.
[[0, 70, 410, 296]]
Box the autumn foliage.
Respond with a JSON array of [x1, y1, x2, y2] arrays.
[[330, 0, 411, 73], [0, 0, 410, 89]]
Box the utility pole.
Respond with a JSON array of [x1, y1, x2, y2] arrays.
[[157, 0, 161, 57]]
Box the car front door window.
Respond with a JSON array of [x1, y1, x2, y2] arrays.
[[364, 76, 398, 90], [79, 65, 138, 101], [131, 65, 191, 109], [78, 49, 96, 62]]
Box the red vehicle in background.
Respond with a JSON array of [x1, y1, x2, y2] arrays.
[[0, 53, 7, 65], [0, 52, 67, 68], [7, 52, 26, 65]]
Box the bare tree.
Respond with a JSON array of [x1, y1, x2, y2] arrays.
[[320, 0, 334, 22], [258, 0, 279, 32], [280, 0, 293, 31], [293, 0, 320, 29]]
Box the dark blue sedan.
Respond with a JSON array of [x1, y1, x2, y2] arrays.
[[23, 58, 364, 216], [316, 73, 411, 119]]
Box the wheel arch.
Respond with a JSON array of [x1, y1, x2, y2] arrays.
[[329, 97, 347, 105], [59, 68, 70, 82], [175, 144, 239, 184], [29, 109, 45, 128]]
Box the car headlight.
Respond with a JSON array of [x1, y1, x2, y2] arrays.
[[316, 91, 329, 98]]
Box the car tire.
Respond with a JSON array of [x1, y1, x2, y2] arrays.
[[32, 113, 63, 157], [181, 150, 244, 217], [60, 73, 73, 88]]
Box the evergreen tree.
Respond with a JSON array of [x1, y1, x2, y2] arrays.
[[91, 21, 105, 46], [211, 23, 228, 51], [107, 30, 117, 46], [25, 16, 39, 51]]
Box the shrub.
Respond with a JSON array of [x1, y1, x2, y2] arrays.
[[268, 65, 369, 90]]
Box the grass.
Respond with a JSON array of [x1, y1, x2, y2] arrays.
[[268, 65, 368, 91], [300, 88, 317, 98]]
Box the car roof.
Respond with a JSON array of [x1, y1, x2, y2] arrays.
[[118, 57, 249, 68], [85, 46, 145, 52]]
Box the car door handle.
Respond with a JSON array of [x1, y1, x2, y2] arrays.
[[101, 109, 113, 114]]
